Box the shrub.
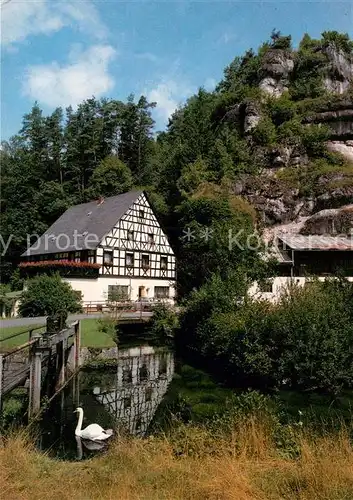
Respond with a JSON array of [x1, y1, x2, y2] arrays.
[[321, 30, 353, 55], [149, 303, 179, 343], [252, 117, 277, 146], [267, 93, 296, 127], [19, 273, 82, 317], [96, 316, 119, 343], [178, 277, 353, 395]]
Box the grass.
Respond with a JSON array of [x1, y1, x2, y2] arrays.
[[0, 319, 116, 350], [0, 325, 45, 349], [1, 421, 353, 500], [79, 318, 116, 348]]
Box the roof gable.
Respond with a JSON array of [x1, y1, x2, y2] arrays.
[[22, 190, 143, 256]]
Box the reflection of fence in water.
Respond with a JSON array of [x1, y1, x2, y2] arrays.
[[93, 347, 174, 436]]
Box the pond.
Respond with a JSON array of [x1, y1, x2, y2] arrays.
[[36, 345, 174, 461]]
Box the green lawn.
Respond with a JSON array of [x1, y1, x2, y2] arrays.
[[0, 318, 116, 350], [80, 318, 116, 348], [0, 324, 45, 349]]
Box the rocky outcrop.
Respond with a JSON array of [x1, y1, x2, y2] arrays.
[[300, 205, 353, 235], [304, 104, 353, 139], [323, 46, 353, 95], [259, 49, 294, 97], [224, 99, 262, 134], [303, 99, 353, 162], [269, 145, 308, 169], [327, 140, 353, 162], [258, 45, 352, 98], [233, 175, 313, 224]]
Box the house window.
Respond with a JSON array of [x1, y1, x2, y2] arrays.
[[141, 254, 150, 269], [125, 253, 134, 267], [139, 364, 148, 382], [159, 357, 167, 376], [88, 250, 95, 263], [160, 256, 168, 270], [139, 209, 144, 220], [74, 251, 81, 262], [103, 250, 113, 265], [145, 387, 153, 402], [123, 396, 131, 409], [154, 286, 170, 299], [108, 285, 129, 301], [127, 230, 134, 241], [122, 367, 132, 384], [148, 233, 154, 245]]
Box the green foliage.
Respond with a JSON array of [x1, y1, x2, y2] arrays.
[[266, 93, 296, 126], [176, 188, 260, 296], [217, 50, 262, 94], [321, 30, 353, 55], [19, 273, 82, 317], [149, 303, 179, 343], [252, 117, 277, 146], [300, 123, 330, 156], [86, 156, 133, 198], [290, 33, 327, 100], [270, 29, 292, 50], [176, 157, 213, 197], [0, 284, 13, 316], [178, 278, 353, 395], [96, 316, 119, 343]]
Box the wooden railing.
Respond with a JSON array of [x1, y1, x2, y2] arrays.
[[0, 321, 81, 417], [82, 298, 171, 314]]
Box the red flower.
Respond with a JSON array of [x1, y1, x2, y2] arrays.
[[19, 260, 101, 269]]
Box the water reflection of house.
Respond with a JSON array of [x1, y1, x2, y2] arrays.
[[93, 346, 174, 436]]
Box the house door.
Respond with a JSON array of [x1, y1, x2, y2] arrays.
[[138, 286, 146, 298]]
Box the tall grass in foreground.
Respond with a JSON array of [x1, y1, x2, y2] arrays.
[[1, 419, 353, 500]]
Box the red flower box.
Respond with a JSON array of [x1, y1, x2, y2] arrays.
[[19, 260, 101, 269]]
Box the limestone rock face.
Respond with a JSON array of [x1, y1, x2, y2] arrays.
[[224, 100, 262, 134], [300, 205, 353, 235], [235, 175, 311, 225], [268, 145, 308, 169], [327, 140, 353, 162], [323, 46, 353, 95], [243, 101, 262, 133], [305, 105, 353, 138], [259, 49, 294, 97]]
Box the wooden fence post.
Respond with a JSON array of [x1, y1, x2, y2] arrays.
[[28, 333, 42, 418], [0, 354, 3, 414], [74, 321, 81, 372], [72, 321, 81, 407]]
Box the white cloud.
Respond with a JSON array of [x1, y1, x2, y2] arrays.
[[147, 80, 193, 124], [1, 0, 107, 47], [23, 44, 116, 108]]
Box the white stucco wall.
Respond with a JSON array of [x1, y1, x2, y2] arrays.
[[249, 276, 353, 302], [63, 276, 176, 304]]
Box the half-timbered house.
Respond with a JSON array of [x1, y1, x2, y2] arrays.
[[21, 190, 176, 305]]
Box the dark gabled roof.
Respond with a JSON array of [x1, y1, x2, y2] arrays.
[[22, 190, 143, 256]]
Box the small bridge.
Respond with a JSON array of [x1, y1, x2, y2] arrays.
[[0, 321, 81, 418]]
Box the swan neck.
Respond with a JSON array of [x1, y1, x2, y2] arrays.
[[75, 409, 84, 435]]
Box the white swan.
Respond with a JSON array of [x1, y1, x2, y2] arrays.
[[74, 407, 113, 441]]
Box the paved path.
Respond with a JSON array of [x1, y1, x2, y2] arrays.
[[0, 311, 152, 329]]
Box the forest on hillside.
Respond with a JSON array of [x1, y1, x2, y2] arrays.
[[1, 30, 353, 296]]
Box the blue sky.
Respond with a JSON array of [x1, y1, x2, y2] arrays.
[[1, 0, 352, 139]]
